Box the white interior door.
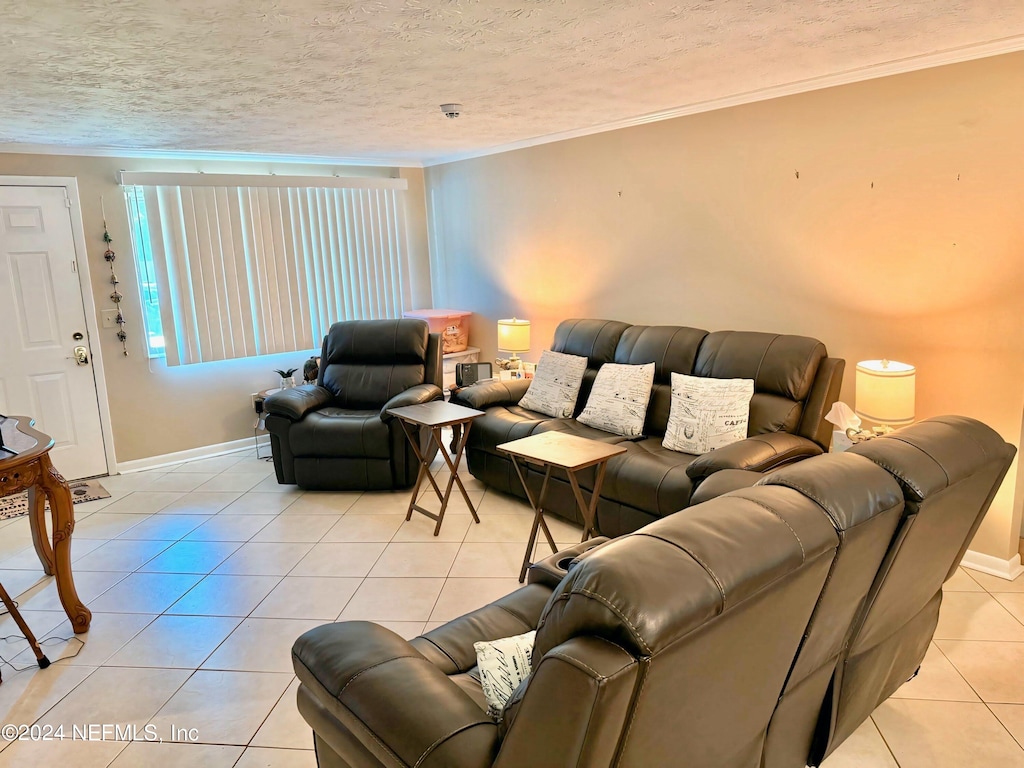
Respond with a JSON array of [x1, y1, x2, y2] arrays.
[[0, 185, 107, 480]]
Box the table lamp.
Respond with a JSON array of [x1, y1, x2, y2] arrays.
[[853, 359, 916, 436], [497, 318, 530, 375]]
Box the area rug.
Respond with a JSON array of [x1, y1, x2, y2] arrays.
[[0, 479, 111, 522]]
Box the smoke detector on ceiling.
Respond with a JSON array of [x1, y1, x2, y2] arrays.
[[440, 103, 463, 119]]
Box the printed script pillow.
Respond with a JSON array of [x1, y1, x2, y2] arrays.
[[518, 350, 588, 418], [474, 630, 536, 719], [577, 362, 656, 437], [663, 373, 755, 454]]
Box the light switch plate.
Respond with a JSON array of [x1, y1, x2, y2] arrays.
[[101, 309, 119, 328]]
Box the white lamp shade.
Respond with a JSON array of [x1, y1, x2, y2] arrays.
[[855, 359, 916, 426], [497, 318, 531, 353]]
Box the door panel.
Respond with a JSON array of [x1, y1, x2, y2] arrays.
[[0, 185, 107, 479]]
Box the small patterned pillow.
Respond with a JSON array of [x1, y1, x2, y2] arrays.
[[474, 630, 536, 720], [519, 350, 588, 418], [577, 363, 656, 437], [663, 373, 754, 453]]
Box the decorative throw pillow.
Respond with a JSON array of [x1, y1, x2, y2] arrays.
[[518, 350, 588, 418], [663, 373, 755, 454], [577, 362, 656, 437], [474, 630, 536, 719]]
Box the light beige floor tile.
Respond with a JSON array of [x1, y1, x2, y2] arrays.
[[290, 542, 387, 577], [449, 543, 527, 578], [100, 491, 187, 514], [392, 514, 472, 543], [339, 578, 445, 622], [375, 621, 427, 640], [158, 491, 242, 515], [72, 539, 172, 572], [202, 617, 322, 673], [213, 542, 314, 576], [934, 592, 1024, 641], [251, 515, 342, 543], [321, 514, 404, 542], [477, 489, 534, 516], [183, 514, 275, 542], [990, 704, 1024, 750], [225, 457, 276, 477], [0, 738, 127, 767], [0, 568, 50, 598], [149, 669, 292, 746], [138, 540, 242, 574], [891, 642, 979, 702], [109, 741, 244, 768], [195, 473, 268, 493], [463, 513, 581, 543], [963, 568, 1024, 593], [167, 574, 282, 617], [102, 471, 169, 493], [17, 570, 129, 612], [106, 615, 242, 669], [994, 593, 1024, 625], [73, 512, 152, 539], [174, 454, 246, 474], [935, 640, 1024, 702], [1, 538, 104, 570], [0, 607, 64, 643], [283, 492, 360, 515], [872, 699, 1024, 768], [415, 488, 485, 518], [70, 493, 122, 514], [235, 747, 317, 768], [432, 468, 487, 491], [943, 568, 985, 592], [369, 542, 461, 578], [251, 678, 311, 750], [251, 577, 362, 620], [0, 661, 96, 725], [38, 666, 191, 734], [37, 612, 158, 666], [820, 717, 898, 767], [89, 572, 204, 614], [250, 475, 304, 492], [422, 621, 446, 633], [429, 577, 524, 622], [221, 493, 301, 515], [116, 513, 212, 541], [145, 473, 218, 493], [346, 491, 416, 515]]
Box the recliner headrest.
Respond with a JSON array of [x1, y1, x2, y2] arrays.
[[321, 319, 429, 367]]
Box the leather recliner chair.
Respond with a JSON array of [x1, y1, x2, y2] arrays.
[[264, 319, 443, 491]]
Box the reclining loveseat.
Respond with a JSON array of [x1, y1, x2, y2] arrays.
[[451, 318, 845, 536], [291, 415, 1015, 768]]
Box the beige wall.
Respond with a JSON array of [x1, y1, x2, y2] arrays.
[[0, 154, 431, 463], [425, 53, 1024, 561]]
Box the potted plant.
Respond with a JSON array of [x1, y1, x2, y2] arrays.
[[274, 367, 298, 389]]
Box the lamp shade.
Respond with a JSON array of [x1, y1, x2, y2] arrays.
[[497, 318, 531, 353], [855, 359, 916, 426]]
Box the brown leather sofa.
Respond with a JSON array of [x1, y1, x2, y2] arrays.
[[264, 319, 443, 490], [291, 416, 1015, 768], [451, 318, 845, 537]]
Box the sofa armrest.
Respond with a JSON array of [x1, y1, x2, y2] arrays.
[[527, 538, 610, 589], [451, 378, 532, 410], [293, 621, 498, 768], [264, 385, 332, 421], [686, 432, 824, 482], [380, 383, 444, 423]]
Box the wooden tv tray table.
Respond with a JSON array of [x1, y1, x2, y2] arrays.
[[387, 401, 484, 536], [498, 431, 626, 582], [0, 415, 92, 633]]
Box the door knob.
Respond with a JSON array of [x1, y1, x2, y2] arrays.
[[71, 346, 89, 366]]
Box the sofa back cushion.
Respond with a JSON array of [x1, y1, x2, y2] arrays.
[[319, 319, 429, 409], [693, 331, 826, 438], [611, 325, 709, 436], [551, 319, 631, 415]]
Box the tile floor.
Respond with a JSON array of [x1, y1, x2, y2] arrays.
[[0, 448, 1021, 766]]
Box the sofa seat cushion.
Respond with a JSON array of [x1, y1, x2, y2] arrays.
[[290, 408, 390, 459], [469, 406, 551, 453], [598, 438, 698, 518], [533, 417, 632, 445]]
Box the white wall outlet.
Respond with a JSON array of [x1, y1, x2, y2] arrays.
[[101, 309, 119, 328]]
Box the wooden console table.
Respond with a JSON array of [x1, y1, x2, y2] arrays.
[[0, 416, 92, 633]]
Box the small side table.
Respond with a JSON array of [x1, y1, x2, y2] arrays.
[[387, 401, 485, 536], [498, 431, 626, 582], [254, 388, 281, 460]]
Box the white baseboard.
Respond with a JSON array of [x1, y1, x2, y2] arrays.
[[960, 550, 1024, 581], [115, 435, 270, 474]]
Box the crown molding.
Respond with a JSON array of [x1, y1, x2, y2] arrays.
[[422, 34, 1024, 167], [0, 142, 423, 169]]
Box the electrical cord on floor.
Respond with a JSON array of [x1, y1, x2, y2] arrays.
[[0, 598, 86, 674]]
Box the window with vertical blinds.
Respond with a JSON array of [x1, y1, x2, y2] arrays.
[[122, 173, 413, 366]]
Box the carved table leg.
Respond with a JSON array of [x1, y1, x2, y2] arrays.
[[27, 484, 55, 576], [38, 454, 92, 633]]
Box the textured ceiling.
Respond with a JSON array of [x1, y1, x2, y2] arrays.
[[2, 1, 1024, 163]]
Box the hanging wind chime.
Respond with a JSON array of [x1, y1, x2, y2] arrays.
[[103, 218, 129, 357]]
